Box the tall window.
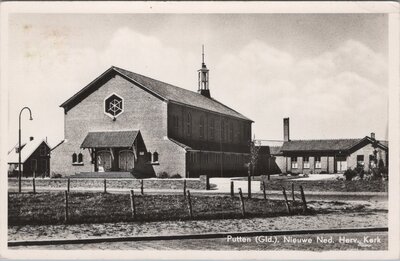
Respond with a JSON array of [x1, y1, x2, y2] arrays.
[[104, 93, 123, 118], [72, 153, 77, 163], [199, 116, 205, 139], [210, 118, 215, 140], [303, 156, 310, 169], [291, 157, 298, 169], [153, 152, 159, 162], [173, 115, 179, 134], [186, 112, 192, 137], [221, 120, 225, 141], [315, 156, 321, 169], [78, 153, 83, 163], [229, 122, 234, 143]]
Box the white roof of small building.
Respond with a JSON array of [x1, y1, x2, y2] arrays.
[[7, 139, 49, 164]]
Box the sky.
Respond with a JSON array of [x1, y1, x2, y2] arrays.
[[7, 13, 388, 148]]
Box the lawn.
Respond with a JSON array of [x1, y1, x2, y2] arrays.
[[259, 178, 388, 192], [8, 192, 306, 225]]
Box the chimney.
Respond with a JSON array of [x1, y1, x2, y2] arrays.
[[29, 136, 34, 141], [371, 132, 375, 140], [283, 118, 290, 142]]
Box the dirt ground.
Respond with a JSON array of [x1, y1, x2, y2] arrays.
[[9, 199, 387, 243]]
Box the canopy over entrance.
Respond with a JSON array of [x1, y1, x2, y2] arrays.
[[81, 130, 139, 148]]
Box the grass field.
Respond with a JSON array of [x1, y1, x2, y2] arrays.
[[260, 178, 388, 192], [8, 192, 306, 225]]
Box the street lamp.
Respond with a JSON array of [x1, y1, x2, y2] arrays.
[[18, 107, 33, 193]]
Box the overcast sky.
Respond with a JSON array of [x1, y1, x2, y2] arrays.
[[7, 13, 388, 147]]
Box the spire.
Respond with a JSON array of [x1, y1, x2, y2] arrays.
[[198, 45, 210, 98]]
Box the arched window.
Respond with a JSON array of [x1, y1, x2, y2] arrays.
[[72, 153, 77, 163], [78, 153, 83, 163], [153, 152, 159, 162], [186, 112, 192, 137], [199, 115, 204, 139]]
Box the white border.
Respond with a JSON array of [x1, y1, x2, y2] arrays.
[[0, 1, 399, 260], [103, 92, 125, 119]]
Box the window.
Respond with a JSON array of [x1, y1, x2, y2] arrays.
[[221, 120, 225, 141], [291, 157, 298, 169], [172, 115, 179, 134], [186, 112, 192, 137], [229, 122, 234, 143], [78, 153, 83, 163], [153, 152, 159, 162], [210, 118, 215, 140], [315, 156, 321, 169], [40, 145, 46, 156], [357, 155, 364, 167], [303, 156, 310, 169], [199, 116, 205, 139], [104, 93, 123, 118], [242, 124, 246, 141], [72, 153, 77, 163]]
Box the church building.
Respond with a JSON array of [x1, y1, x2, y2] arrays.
[[51, 51, 253, 178]]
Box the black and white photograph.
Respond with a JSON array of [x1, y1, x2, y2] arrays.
[[1, 1, 399, 259]]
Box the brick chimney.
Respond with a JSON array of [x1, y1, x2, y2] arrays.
[[283, 118, 290, 142], [370, 132, 375, 140]]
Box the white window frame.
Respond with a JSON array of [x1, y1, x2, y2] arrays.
[[315, 156, 322, 169], [303, 156, 310, 169], [291, 157, 298, 169]]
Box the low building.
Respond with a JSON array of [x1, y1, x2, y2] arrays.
[[257, 118, 388, 174], [7, 137, 51, 177]]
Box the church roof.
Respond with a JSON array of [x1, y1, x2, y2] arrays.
[[60, 66, 252, 122]]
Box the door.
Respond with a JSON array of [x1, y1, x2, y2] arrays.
[[97, 150, 112, 172], [119, 150, 134, 171]]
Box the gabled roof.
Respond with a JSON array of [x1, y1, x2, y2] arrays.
[[8, 139, 50, 164], [60, 66, 252, 121], [81, 130, 139, 148], [281, 136, 388, 152]]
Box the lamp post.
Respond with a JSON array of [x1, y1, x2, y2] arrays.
[[18, 107, 33, 193]]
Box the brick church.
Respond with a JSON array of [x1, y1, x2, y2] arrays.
[[51, 52, 253, 178]]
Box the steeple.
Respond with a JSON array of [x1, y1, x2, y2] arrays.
[[198, 45, 210, 98]]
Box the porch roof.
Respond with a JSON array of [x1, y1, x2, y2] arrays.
[[81, 130, 139, 148]]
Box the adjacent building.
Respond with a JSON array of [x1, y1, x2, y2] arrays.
[[257, 118, 388, 174], [51, 55, 253, 178], [7, 137, 51, 177]]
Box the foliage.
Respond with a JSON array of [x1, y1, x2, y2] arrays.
[[343, 169, 357, 181], [156, 171, 169, 179], [50, 172, 62, 178], [170, 174, 182, 179]]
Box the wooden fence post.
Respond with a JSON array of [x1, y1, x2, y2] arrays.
[[262, 181, 266, 200], [247, 167, 251, 198], [140, 180, 144, 195], [32, 178, 36, 194], [103, 179, 107, 193], [187, 190, 193, 219], [300, 185, 308, 213], [230, 181, 234, 197], [67, 178, 70, 193], [183, 180, 187, 197], [130, 190, 136, 220], [291, 183, 295, 202], [238, 188, 245, 217], [64, 190, 69, 222], [282, 187, 291, 214]]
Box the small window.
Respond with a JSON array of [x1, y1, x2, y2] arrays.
[[210, 118, 215, 140], [153, 152, 159, 162], [174, 116, 179, 133], [186, 112, 192, 137], [315, 156, 321, 169], [221, 120, 225, 141], [229, 122, 234, 143], [78, 153, 83, 163], [104, 93, 123, 118], [291, 157, 298, 169], [303, 156, 310, 169], [72, 153, 77, 163], [357, 155, 364, 167]]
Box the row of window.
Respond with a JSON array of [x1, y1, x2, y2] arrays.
[[291, 156, 321, 169], [72, 153, 83, 164], [146, 151, 159, 163], [172, 113, 250, 143]]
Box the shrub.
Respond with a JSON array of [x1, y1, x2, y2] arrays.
[[355, 166, 365, 179], [170, 173, 182, 179], [156, 171, 169, 179], [290, 172, 300, 176], [343, 168, 357, 181], [320, 171, 328, 174], [50, 172, 62, 179]]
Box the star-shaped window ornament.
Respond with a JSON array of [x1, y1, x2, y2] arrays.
[[104, 94, 124, 118]]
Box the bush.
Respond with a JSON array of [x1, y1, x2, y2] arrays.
[[290, 172, 300, 176], [50, 172, 62, 178], [343, 169, 357, 181], [156, 171, 169, 179], [355, 166, 365, 179], [170, 174, 182, 179], [320, 171, 328, 174]]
